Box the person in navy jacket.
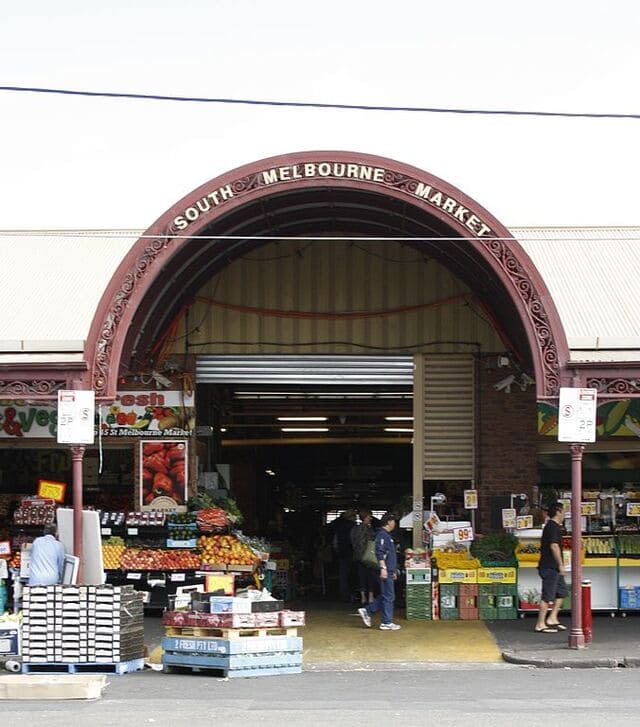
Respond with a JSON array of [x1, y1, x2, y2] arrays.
[[358, 512, 401, 630]]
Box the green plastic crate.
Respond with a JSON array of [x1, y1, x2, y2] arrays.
[[497, 606, 518, 620], [479, 605, 498, 620], [439, 607, 459, 620]]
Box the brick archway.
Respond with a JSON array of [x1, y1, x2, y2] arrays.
[[85, 151, 571, 400]]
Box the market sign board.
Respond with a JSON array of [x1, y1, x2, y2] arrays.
[[57, 390, 95, 444], [0, 391, 194, 439], [557, 388, 597, 443]]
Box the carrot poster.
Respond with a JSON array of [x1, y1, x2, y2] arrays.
[[140, 440, 188, 510]]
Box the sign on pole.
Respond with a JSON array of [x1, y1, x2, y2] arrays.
[[57, 390, 95, 444], [464, 490, 478, 510], [557, 388, 597, 443]]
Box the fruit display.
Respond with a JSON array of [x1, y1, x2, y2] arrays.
[[584, 536, 615, 556], [141, 441, 187, 506], [126, 511, 166, 527], [432, 548, 480, 570], [100, 511, 125, 527], [13, 502, 56, 526], [617, 535, 640, 557], [515, 542, 540, 562], [120, 548, 201, 570], [196, 507, 230, 533], [198, 535, 258, 567], [167, 512, 197, 525], [102, 537, 126, 569], [8, 551, 21, 570], [167, 526, 197, 541]]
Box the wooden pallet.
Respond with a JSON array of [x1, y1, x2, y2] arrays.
[[162, 652, 302, 678], [21, 657, 145, 675], [164, 625, 298, 639]]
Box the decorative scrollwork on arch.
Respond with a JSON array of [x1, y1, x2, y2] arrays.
[[481, 240, 561, 397], [0, 380, 66, 397], [587, 377, 640, 395]]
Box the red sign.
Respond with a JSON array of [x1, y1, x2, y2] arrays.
[[37, 479, 67, 503]]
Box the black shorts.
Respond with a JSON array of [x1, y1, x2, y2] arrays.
[[539, 568, 568, 603]]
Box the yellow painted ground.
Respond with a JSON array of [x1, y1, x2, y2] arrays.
[[302, 608, 502, 663]]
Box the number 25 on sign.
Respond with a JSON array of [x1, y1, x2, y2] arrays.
[[453, 526, 474, 543]]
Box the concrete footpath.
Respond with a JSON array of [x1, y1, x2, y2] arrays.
[[143, 607, 640, 670], [487, 613, 640, 668]]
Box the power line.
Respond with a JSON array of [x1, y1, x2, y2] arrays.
[[1, 85, 639, 120]]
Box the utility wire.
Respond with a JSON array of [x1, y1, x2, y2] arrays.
[[1, 85, 639, 120]]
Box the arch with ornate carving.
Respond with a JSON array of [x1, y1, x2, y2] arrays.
[[85, 151, 571, 400]]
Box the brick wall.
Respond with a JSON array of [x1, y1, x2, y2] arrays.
[[477, 365, 538, 532]]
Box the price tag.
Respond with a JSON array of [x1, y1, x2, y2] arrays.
[[127, 572, 142, 580], [423, 512, 440, 533], [127, 528, 139, 536], [627, 503, 640, 517], [37, 479, 67, 503], [464, 490, 478, 510], [516, 516, 533, 530], [502, 508, 516, 529], [0, 541, 11, 556], [581, 502, 597, 516], [171, 573, 186, 582], [452, 526, 474, 543], [101, 528, 112, 536]]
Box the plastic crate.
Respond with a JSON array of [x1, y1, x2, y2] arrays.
[[496, 606, 518, 620], [460, 607, 478, 620], [406, 568, 431, 584], [479, 605, 498, 620], [439, 606, 459, 620]]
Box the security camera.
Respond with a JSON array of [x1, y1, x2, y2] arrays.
[[494, 374, 515, 393], [151, 370, 172, 389]]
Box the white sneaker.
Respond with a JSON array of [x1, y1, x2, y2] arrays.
[[358, 607, 372, 628], [379, 622, 401, 630]]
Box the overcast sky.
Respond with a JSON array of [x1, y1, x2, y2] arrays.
[[1, 0, 639, 229]]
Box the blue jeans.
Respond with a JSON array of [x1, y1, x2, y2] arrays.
[[366, 573, 395, 623]]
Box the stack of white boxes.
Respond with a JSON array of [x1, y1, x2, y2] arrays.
[[21, 585, 144, 664]]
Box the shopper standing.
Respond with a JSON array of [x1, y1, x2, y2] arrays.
[[351, 508, 377, 605], [535, 502, 568, 633], [28, 523, 65, 586], [358, 512, 401, 630]]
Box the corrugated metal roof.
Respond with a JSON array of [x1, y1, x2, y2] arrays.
[[512, 228, 640, 352], [1, 228, 639, 361], [1, 231, 138, 349]]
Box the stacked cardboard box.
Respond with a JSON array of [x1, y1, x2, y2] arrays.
[[22, 585, 144, 664]]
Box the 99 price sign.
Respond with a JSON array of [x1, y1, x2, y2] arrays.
[[452, 526, 474, 543]]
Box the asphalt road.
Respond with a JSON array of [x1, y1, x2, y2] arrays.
[[3, 664, 640, 726]]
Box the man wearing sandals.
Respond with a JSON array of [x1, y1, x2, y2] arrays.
[[535, 502, 568, 633]]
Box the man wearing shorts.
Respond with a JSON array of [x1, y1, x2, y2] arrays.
[[535, 502, 568, 633]]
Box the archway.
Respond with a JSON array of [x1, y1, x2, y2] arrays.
[[86, 151, 570, 399]]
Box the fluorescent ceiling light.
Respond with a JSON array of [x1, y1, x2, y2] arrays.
[[277, 416, 328, 422], [385, 416, 414, 421], [219, 427, 227, 432], [281, 427, 329, 433], [384, 427, 414, 433]]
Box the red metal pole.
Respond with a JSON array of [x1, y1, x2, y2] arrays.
[[569, 443, 585, 649], [71, 445, 85, 582], [582, 579, 592, 644]]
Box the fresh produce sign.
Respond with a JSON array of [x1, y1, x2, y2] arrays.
[[37, 479, 67, 503], [103, 390, 195, 437], [140, 440, 188, 511]]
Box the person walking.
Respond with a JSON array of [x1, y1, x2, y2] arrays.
[[28, 523, 65, 586], [351, 508, 377, 605], [535, 502, 568, 633], [358, 512, 401, 630]]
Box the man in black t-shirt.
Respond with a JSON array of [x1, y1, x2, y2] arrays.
[[535, 502, 568, 633]]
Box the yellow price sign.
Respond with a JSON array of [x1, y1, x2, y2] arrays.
[[464, 489, 478, 510], [516, 516, 533, 530], [581, 502, 597, 516], [37, 479, 67, 503], [626, 503, 640, 517]]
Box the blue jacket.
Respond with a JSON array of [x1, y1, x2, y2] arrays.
[[374, 528, 397, 573]]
